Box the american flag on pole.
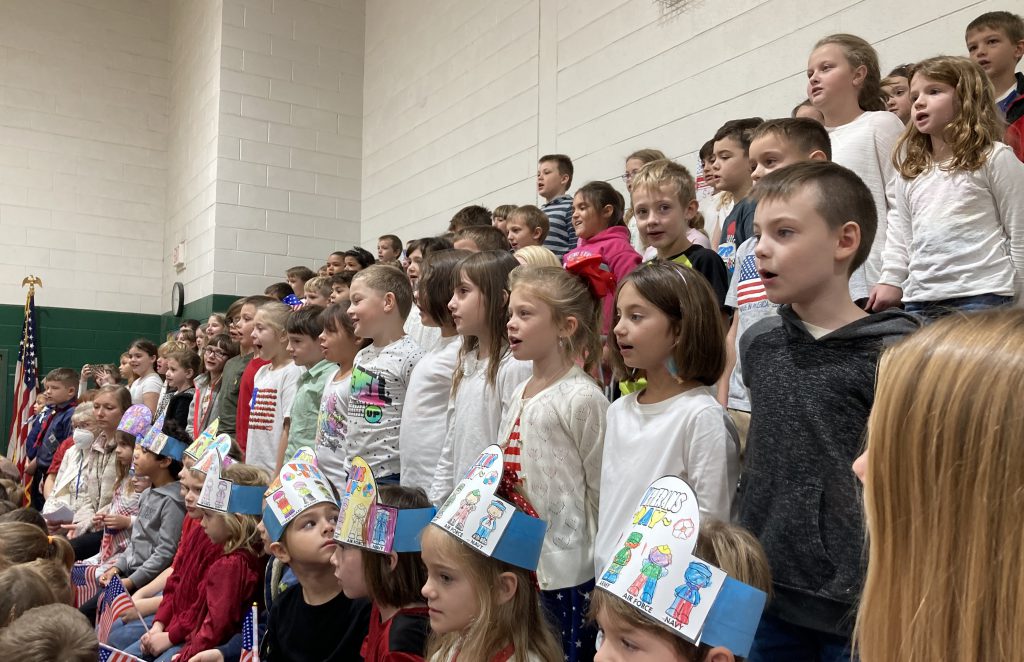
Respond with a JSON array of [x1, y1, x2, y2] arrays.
[[5, 281, 39, 480], [98, 643, 146, 662], [96, 575, 135, 644], [240, 602, 259, 662], [70, 563, 101, 608]]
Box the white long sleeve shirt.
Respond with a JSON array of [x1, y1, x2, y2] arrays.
[[496, 366, 607, 591], [399, 335, 461, 494], [594, 386, 739, 577], [879, 143, 1024, 302], [427, 350, 532, 505], [828, 111, 905, 287]]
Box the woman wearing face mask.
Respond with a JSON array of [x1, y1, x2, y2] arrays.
[[51, 385, 131, 560]]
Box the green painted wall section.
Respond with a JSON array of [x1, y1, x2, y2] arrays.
[[1, 293, 239, 453]]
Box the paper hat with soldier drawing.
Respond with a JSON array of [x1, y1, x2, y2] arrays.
[[196, 449, 266, 515], [595, 476, 766, 657], [334, 456, 435, 554], [262, 448, 337, 542], [138, 412, 187, 461], [431, 445, 546, 571]]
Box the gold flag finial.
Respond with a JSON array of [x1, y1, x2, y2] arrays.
[[21, 275, 42, 288]]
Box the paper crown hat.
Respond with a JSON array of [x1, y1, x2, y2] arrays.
[[595, 476, 766, 657], [191, 438, 236, 476], [431, 445, 547, 571], [334, 457, 435, 554], [196, 449, 266, 515], [117, 405, 153, 438], [262, 449, 337, 542], [138, 413, 187, 462], [184, 418, 222, 461]]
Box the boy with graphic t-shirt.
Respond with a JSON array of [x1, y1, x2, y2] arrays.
[[344, 265, 424, 482], [631, 160, 730, 310]]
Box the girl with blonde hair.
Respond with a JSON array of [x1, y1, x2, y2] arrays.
[[421, 523, 563, 662], [807, 34, 904, 294], [502, 263, 609, 659], [135, 463, 268, 660], [855, 309, 1024, 661], [874, 56, 1024, 318]]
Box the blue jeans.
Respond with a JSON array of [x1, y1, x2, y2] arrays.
[[905, 293, 1012, 322], [747, 613, 853, 662], [123, 639, 181, 662], [107, 614, 155, 650]]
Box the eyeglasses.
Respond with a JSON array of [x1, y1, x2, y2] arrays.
[[620, 169, 641, 183], [204, 348, 228, 358]]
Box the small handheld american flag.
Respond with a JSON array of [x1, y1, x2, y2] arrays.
[[96, 575, 136, 645], [240, 602, 260, 662], [98, 643, 146, 662], [70, 563, 100, 608]]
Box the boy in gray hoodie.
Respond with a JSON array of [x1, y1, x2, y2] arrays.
[[100, 417, 187, 593], [738, 162, 919, 661]]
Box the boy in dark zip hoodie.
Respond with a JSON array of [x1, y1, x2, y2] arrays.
[[738, 162, 920, 661]]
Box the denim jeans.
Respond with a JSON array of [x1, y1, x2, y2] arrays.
[[106, 614, 156, 651], [123, 639, 182, 662], [905, 293, 1012, 322], [746, 613, 853, 662]]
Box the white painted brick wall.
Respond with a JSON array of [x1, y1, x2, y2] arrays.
[[214, 0, 365, 296], [0, 0, 169, 312], [362, 0, 1019, 245], [165, 0, 223, 309]]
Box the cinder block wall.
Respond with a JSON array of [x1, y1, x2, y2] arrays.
[[360, 0, 1014, 242], [0, 0, 170, 314], [213, 0, 364, 295]]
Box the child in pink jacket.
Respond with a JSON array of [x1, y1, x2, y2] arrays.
[[563, 181, 642, 334]]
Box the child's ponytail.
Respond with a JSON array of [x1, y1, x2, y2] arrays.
[[46, 535, 74, 571], [0, 522, 74, 571]]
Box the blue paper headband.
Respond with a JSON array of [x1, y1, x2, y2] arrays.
[[142, 433, 187, 462], [699, 578, 766, 657], [262, 458, 338, 542], [431, 446, 548, 571], [222, 484, 266, 516]]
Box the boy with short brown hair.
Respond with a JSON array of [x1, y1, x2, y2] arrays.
[[738, 161, 919, 659], [966, 11, 1024, 159], [537, 153, 576, 257]]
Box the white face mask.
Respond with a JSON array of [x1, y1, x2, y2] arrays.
[[73, 428, 95, 449]]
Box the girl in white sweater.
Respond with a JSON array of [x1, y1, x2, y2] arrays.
[[876, 56, 1024, 318], [429, 251, 531, 505], [500, 261, 608, 661], [808, 33, 904, 294], [399, 249, 467, 493], [596, 261, 739, 573]]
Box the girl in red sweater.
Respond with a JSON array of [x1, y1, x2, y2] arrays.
[[140, 458, 268, 661]]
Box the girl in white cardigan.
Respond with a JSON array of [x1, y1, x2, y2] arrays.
[[499, 261, 608, 662], [876, 56, 1024, 318]]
